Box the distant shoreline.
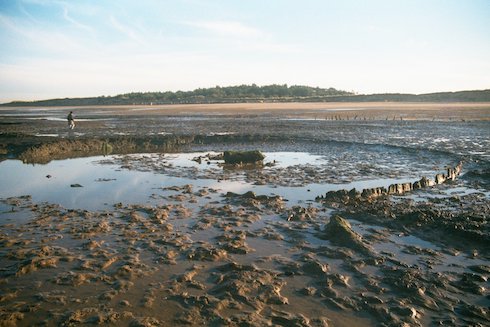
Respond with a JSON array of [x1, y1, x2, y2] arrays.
[[2, 85, 489, 107], [1, 101, 489, 120]]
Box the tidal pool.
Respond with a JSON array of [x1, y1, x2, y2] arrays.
[[1, 152, 429, 211]]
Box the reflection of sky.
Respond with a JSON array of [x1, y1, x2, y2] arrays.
[[1, 157, 156, 210], [0, 153, 429, 211], [263, 152, 326, 167], [0, 156, 256, 210]]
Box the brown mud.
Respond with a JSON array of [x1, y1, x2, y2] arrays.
[[1, 169, 488, 326], [1, 102, 490, 163], [1, 103, 490, 326]]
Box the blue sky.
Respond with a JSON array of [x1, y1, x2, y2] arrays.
[[0, 0, 489, 102]]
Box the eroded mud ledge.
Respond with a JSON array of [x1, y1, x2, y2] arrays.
[[2, 134, 286, 164], [316, 162, 490, 252]]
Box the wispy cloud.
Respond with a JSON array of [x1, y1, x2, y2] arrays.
[[62, 7, 93, 33], [0, 13, 87, 56], [184, 20, 262, 38], [109, 15, 144, 44]]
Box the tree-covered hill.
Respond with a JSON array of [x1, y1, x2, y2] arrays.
[[2, 84, 352, 106], [2, 85, 490, 106], [323, 89, 490, 102]]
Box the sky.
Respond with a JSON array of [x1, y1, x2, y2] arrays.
[[0, 0, 489, 102]]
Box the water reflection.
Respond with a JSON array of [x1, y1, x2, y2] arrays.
[[0, 152, 476, 211]]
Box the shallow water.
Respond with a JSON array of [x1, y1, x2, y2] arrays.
[[0, 151, 454, 211], [1, 149, 489, 326]]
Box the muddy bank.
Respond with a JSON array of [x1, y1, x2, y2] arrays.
[[1, 150, 490, 326], [4, 134, 285, 164], [1, 184, 489, 326], [1, 103, 490, 165], [16, 135, 195, 164]]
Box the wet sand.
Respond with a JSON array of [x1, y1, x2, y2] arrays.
[[0, 103, 489, 326]]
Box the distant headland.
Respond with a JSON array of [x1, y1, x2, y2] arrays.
[[2, 84, 490, 106]]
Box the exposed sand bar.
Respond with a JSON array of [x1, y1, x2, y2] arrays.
[[1, 102, 490, 120]]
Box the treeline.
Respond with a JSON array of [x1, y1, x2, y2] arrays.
[[322, 89, 490, 102], [2, 85, 490, 106], [2, 84, 352, 107]]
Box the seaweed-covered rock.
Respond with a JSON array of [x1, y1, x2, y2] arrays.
[[223, 150, 265, 164]]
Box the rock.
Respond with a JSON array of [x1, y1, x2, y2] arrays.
[[435, 173, 446, 185], [401, 182, 412, 193], [223, 150, 265, 164], [321, 163, 464, 202], [446, 168, 457, 181], [317, 189, 359, 203], [418, 176, 435, 188], [321, 215, 372, 255], [446, 163, 462, 181], [387, 183, 404, 195], [361, 187, 386, 198], [387, 182, 413, 195]]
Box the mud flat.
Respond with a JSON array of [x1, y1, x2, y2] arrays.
[[0, 103, 489, 326], [1, 102, 490, 164]]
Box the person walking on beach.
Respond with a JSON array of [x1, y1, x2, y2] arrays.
[[67, 111, 75, 129]]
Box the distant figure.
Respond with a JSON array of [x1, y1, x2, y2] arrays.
[[67, 111, 75, 129]]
